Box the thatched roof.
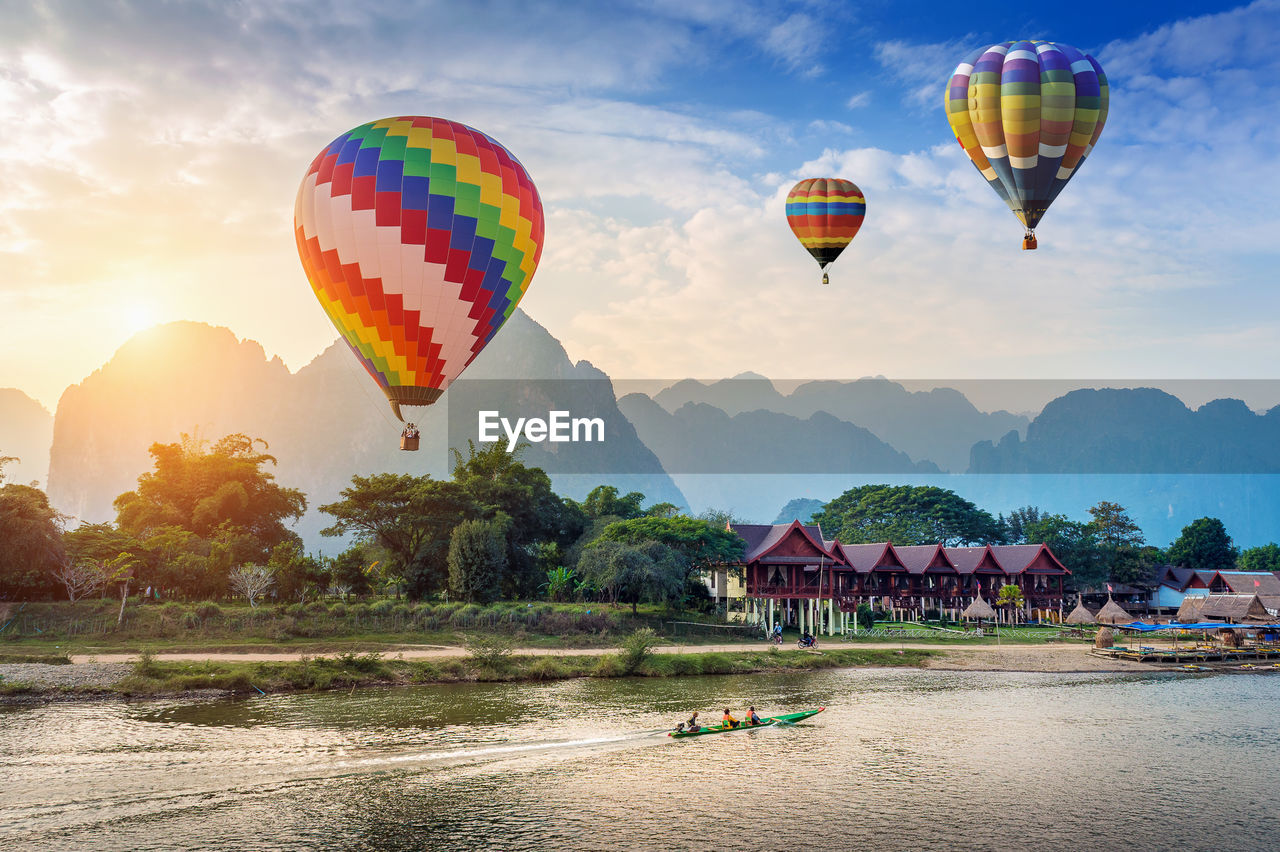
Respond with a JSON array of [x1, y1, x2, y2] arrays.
[[1095, 596, 1132, 625], [1198, 594, 1274, 623], [961, 596, 996, 619], [1177, 595, 1206, 623], [1065, 597, 1096, 624]]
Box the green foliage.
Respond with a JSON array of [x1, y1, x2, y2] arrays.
[[464, 633, 514, 671], [0, 483, 66, 598], [1168, 517, 1239, 573], [580, 485, 646, 520], [541, 565, 576, 602], [577, 540, 686, 613], [812, 485, 1004, 546], [1239, 543, 1280, 573], [1022, 513, 1105, 590], [320, 473, 477, 597], [593, 516, 745, 566], [855, 603, 875, 630], [194, 602, 222, 620], [1087, 501, 1145, 549], [113, 433, 305, 557], [448, 516, 510, 603], [619, 627, 660, 674], [996, 584, 1024, 610]]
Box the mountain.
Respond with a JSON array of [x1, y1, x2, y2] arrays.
[[650, 375, 1027, 471], [968, 388, 1280, 473], [0, 389, 54, 487], [45, 311, 685, 550], [617, 393, 937, 474]]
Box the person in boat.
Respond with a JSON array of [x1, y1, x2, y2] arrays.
[[685, 711, 702, 733], [747, 706, 762, 726], [722, 708, 739, 729]]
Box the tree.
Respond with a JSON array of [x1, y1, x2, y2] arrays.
[[996, 583, 1024, 621], [644, 502, 682, 519], [1168, 517, 1239, 574], [812, 485, 1004, 546], [53, 561, 109, 602], [320, 474, 477, 597], [113, 434, 306, 563], [0, 456, 17, 484], [1000, 506, 1043, 544], [268, 540, 326, 602], [580, 485, 646, 520], [228, 564, 274, 607], [448, 516, 510, 603], [577, 540, 685, 614], [1023, 514, 1104, 591], [0, 483, 66, 599], [1086, 501, 1145, 549], [1239, 543, 1280, 573], [330, 545, 373, 598], [594, 516, 745, 567]]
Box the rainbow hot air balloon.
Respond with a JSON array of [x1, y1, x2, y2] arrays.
[[294, 116, 544, 437], [785, 178, 865, 284], [944, 40, 1108, 250]]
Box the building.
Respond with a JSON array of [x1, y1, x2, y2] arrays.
[[729, 520, 1070, 634], [1150, 566, 1280, 613]]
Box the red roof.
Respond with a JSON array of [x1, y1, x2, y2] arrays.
[[835, 542, 904, 572], [988, 544, 1068, 575], [943, 546, 1005, 576], [730, 520, 838, 564], [894, 544, 957, 575]]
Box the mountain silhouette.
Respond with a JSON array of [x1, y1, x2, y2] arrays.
[[44, 311, 684, 549], [0, 388, 54, 487]]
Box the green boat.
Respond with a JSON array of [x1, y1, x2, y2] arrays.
[[668, 708, 824, 738]]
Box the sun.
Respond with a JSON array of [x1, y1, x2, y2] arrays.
[[120, 302, 159, 336]]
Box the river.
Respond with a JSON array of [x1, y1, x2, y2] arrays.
[[3, 669, 1278, 850]]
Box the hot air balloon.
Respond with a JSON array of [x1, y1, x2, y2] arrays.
[[944, 40, 1108, 250], [294, 117, 544, 447], [785, 178, 865, 284]]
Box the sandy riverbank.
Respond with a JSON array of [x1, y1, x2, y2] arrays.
[[56, 642, 1151, 673]]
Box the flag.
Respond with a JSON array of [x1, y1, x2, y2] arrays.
[[1255, 579, 1261, 588], [1106, 583, 1112, 593]]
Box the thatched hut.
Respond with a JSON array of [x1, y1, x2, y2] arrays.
[[1199, 594, 1272, 624], [1095, 596, 1132, 625], [1177, 595, 1206, 623], [1094, 626, 1115, 649], [961, 596, 996, 621], [1065, 596, 1096, 625]]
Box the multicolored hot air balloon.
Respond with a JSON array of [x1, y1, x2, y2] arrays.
[[785, 178, 865, 284], [944, 40, 1108, 250], [294, 116, 544, 432]]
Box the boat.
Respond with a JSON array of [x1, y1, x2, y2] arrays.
[[668, 708, 824, 738]]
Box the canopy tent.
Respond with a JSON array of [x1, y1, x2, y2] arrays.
[[1118, 621, 1267, 632]]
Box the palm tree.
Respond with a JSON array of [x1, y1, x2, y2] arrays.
[[996, 583, 1025, 625]]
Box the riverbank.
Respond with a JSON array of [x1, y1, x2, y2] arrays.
[[0, 641, 1170, 704]]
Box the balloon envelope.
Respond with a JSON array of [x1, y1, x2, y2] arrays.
[[294, 116, 544, 419], [785, 178, 865, 274], [944, 40, 1108, 237]]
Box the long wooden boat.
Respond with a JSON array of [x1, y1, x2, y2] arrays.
[[668, 707, 824, 738]]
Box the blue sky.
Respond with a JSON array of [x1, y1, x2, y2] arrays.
[[1, 0, 1277, 409]]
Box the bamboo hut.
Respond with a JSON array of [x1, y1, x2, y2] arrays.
[[1198, 594, 1273, 624], [1176, 595, 1206, 623], [1094, 596, 1132, 625], [961, 596, 996, 621], [1065, 596, 1096, 625]]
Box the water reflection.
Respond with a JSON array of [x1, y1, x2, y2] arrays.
[[4, 670, 1279, 850]]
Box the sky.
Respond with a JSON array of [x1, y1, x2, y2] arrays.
[[2, 0, 1278, 412]]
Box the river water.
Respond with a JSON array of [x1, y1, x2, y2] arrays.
[[3, 669, 1278, 850]]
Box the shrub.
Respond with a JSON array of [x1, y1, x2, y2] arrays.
[[328, 602, 347, 618], [181, 612, 200, 630], [305, 600, 328, 615], [391, 603, 411, 619], [348, 603, 371, 619], [134, 649, 161, 678], [369, 599, 395, 616], [195, 602, 222, 620], [464, 633, 514, 671], [619, 628, 660, 674], [590, 654, 624, 677], [285, 603, 306, 616], [451, 603, 483, 627], [525, 657, 573, 681]]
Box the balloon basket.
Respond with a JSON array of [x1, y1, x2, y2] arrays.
[[821, 272, 829, 285], [400, 435, 420, 451], [1022, 234, 1038, 251]]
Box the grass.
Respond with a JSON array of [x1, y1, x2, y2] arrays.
[[13, 647, 939, 700]]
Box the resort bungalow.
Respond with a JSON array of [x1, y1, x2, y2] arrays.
[[729, 521, 1070, 634], [1149, 567, 1280, 613]]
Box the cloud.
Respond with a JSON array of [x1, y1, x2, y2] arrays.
[[845, 90, 871, 109], [873, 35, 977, 108]]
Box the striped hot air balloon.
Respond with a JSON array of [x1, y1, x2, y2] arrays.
[[944, 40, 1109, 250], [294, 117, 544, 433], [785, 178, 865, 285]]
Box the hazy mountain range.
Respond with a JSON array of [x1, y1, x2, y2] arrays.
[[5, 313, 1280, 550]]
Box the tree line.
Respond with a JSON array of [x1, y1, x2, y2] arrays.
[[811, 484, 1276, 589], [0, 436, 743, 613]]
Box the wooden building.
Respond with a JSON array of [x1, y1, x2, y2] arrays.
[[731, 521, 1070, 634]]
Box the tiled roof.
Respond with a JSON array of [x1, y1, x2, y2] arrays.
[[895, 544, 955, 575]]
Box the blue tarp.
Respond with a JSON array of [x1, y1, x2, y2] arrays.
[[1120, 621, 1271, 631]]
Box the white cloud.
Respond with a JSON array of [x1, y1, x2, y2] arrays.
[[845, 90, 871, 109]]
